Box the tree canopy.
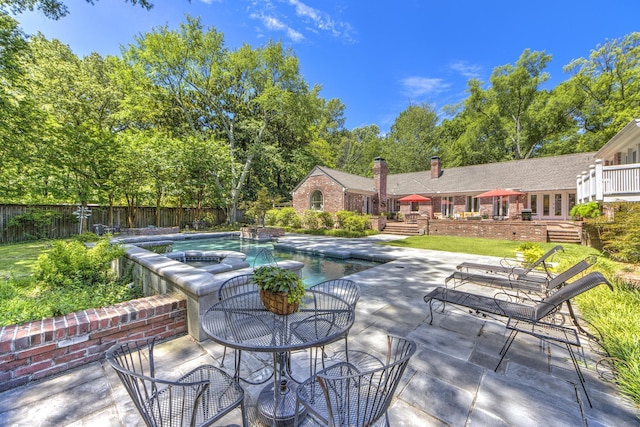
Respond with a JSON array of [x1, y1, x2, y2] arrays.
[[1, 8, 638, 224]]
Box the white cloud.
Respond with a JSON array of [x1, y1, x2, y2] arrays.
[[246, 0, 354, 43], [250, 13, 305, 42], [199, 0, 222, 4], [450, 61, 482, 79], [287, 0, 355, 42], [400, 77, 450, 97]]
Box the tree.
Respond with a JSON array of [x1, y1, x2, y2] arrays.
[[449, 49, 574, 164], [383, 103, 439, 173], [561, 32, 640, 151], [1, 0, 153, 20], [28, 35, 125, 218], [123, 17, 322, 223], [336, 125, 383, 176]]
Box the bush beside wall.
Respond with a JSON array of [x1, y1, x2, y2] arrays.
[[0, 294, 186, 392]]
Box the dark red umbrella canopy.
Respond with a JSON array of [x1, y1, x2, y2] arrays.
[[473, 189, 524, 198], [398, 194, 431, 203]]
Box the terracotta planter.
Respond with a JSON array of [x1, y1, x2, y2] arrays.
[[259, 289, 299, 315]]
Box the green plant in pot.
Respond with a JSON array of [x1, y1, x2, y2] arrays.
[[254, 265, 306, 315]]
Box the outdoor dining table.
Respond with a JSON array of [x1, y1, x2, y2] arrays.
[[201, 289, 355, 426]]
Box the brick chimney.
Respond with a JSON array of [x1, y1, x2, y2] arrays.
[[430, 156, 441, 179], [373, 157, 388, 214]]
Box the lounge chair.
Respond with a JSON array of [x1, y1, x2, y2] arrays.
[[456, 245, 564, 279], [424, 271, 612, 328], [445, 255, 597, 294]]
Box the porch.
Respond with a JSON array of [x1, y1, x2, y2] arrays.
[[577, 160, 640, 203]]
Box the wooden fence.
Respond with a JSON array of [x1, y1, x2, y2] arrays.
[[0, 204, 226, 244]]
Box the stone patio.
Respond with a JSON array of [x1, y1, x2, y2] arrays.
[[0, 234, 638, 426]]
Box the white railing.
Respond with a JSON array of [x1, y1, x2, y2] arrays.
[[577, 160, 640, 203]]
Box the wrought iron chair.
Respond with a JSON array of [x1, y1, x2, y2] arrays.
[[217, 273, 274, 384], [456, 245, 564, 279], [425, 271, 612, 331], [294, 335, 417, 427], [106, 339, 247, 427], [309, 279, 361, 367], [445, 255, 597, 296]]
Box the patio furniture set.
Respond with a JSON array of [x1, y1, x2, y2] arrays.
[[107, 272, 417, 426], [105, 245, 611, 425]]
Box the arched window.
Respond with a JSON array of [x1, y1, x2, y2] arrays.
[[310, 190, 324, 211]]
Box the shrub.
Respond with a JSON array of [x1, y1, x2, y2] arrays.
[[33, 239, 126, 289], [277, 207, 302, 228], [515, 242, 544, 265], [596, 202, 640, 263], [74, 232, 102, 243], [265, 209, 280, 226], [301, 210, 319, 230], [569, 201, 601, 219], [317, 211, 334, 229], [335, 210, 371, 232]]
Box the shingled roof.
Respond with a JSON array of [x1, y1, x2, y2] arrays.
[[293, 166, 376, 193], [387, 152, 597, 196], [297, 152, 597, 197]]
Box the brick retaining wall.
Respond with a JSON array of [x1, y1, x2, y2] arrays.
[[0, 294, 187, 392], [418, 218, 548, 242]]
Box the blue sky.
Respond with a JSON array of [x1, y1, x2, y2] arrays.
[[14, 0, 640, 132]]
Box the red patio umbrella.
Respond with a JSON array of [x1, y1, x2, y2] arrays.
[[473, 189, 524, 198], [398, 194, 431, 203], [474, 189, 524, 217]]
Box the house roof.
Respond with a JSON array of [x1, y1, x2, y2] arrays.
[[296, 152, 597, 197], [596, 118, 640, 160], [292, 165, 376, 194], [387, 152, 597, 196]]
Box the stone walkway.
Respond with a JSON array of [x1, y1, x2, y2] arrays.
[[0, 234, 638, 426]]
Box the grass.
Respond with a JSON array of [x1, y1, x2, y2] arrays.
[[385, 235, 640, 408], [0, 240, 55, 279], [384, 235, 599, 259]]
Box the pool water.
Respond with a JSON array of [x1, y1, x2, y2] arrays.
[[171, 238, 380, 285]]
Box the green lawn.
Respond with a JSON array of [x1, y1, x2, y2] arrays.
[[383, 234, 599, 259], [0, 240, 54, 279]]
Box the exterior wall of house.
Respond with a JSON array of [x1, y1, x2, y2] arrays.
[[292, 174, 345, 215]]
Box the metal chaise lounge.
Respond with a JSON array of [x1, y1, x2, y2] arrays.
[[456, 245, 564, 279], [445, 255, 597, 295], [424, 271, 612, 333]]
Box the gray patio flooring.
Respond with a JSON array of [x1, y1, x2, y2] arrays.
[[0, 234, 638, 426]]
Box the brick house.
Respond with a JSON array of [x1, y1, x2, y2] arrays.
[[292, 153, 597, 221]]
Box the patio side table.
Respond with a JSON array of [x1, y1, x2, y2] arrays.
[[201, 289, 354, 426]]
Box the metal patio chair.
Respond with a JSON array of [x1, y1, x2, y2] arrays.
[[456, 245, 564, 279], [309, 279, 361, 368], [425, 271, 612, 330], [445, 255, 597, 296], [106, 339, 247, 427], [294, 335, 417, 427], [217, 273, 274, 384]]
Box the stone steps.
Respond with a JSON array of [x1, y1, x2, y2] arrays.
[[381, 222, 420, 236]]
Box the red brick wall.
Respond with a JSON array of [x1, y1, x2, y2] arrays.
[[0, 294, 186, 392], [418, 218, 548, 241], [293, 174, 346, 215]]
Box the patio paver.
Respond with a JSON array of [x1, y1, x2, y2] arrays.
[[0, 234, 638, 426]]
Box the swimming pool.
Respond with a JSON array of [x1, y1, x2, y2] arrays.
[[171, 237, 380, 285]]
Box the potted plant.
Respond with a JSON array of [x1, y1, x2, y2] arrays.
[[254, 265, 306, 315]]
